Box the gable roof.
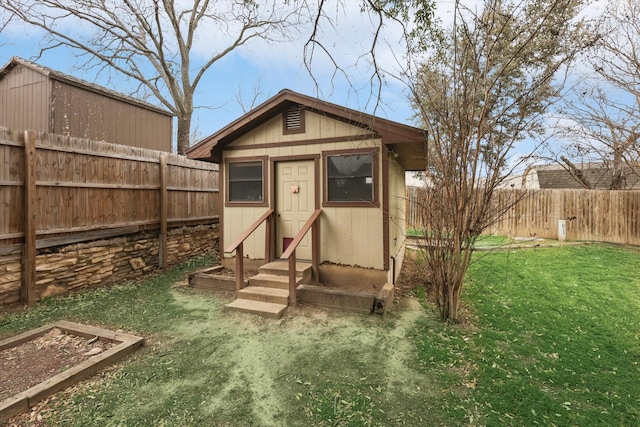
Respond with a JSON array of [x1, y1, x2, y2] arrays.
[[526, 162, 640, 190], [0, 57, 173, 117], [186, 89, 427, 170]]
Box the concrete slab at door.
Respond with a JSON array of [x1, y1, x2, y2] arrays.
[[276, 160, 315, 259]]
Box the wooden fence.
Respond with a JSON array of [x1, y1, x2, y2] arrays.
[[406, 187, 640, 246], [1, 128, 219, 303]]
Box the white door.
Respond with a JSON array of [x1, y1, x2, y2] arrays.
[[276, 160, 315, 259]]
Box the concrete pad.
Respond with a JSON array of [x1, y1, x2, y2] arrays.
[[297, 284, 375, 314], [318, 264, 386, 291]]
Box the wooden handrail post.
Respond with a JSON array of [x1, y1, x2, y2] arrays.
[[288, 250, 297, 306], [265, 215, 272, 263], [235, 243, 244, 293], [224, 209, 273, 296], [311, 220, 319, 282], [279, 209, 322, 301]]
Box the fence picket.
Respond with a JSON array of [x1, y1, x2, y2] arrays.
[[406, 187, 640, 246], [0, 128, 219, 251]]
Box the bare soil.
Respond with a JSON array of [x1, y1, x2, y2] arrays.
[[0, 328, 116, 402]]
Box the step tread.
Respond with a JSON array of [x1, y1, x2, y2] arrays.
[[226, 299, 287, 319], [250, 273, 289, 283], [259, 260, 312, 276], [238, 286, 289, 297]]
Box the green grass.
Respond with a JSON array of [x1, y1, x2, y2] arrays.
[[0, 254, 464, 426], [0, 255, 215, 338], [462, 244, 640, 426], [2, 245, 639, 426]]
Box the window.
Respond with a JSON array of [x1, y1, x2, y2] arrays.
[[227, 159, 266, 205], [283, 105, 305, 134], [324, 149, 378, 206]]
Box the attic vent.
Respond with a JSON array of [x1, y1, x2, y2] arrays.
[[286, 108, 301, 129], [283, 105, 305, 134]]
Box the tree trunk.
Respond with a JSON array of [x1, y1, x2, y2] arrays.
[[448, 284, 462, 323], [176, 115, 191, 155], [610, 147, 624, 190], [610, 168, 624, 190]]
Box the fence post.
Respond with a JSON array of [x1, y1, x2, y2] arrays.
[[21, 131, 37, 305], [159, 154, 168, 268]]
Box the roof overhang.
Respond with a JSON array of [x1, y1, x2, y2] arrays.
[[186, 89, 427, 171]]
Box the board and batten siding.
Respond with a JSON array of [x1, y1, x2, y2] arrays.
[[50, 80, 172, 152], [228, 110, 374, 148], [0, 64, 50, 133], [223, 110, 385, 270]]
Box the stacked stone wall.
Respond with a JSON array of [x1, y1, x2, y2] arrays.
[[0, 224, 218, 305]]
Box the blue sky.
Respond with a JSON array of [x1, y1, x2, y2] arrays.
[[0, 1, 418, 147], [0, 0, 611, 168]]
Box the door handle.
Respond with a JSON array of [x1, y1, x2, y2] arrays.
[[277, 213, 281, 217]]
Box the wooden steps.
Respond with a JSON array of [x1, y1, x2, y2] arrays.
[[225, 261, 312, 319], [225, 299, 287, 319], [247, 273, 289, 289], [237, 286, 289, 305]]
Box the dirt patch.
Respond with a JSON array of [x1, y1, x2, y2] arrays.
[[394, 250, 426, 300], [0, 328, 116, 402]]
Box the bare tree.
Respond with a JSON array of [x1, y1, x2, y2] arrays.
[[408, 0, 585, 322], [557, 0, 640, 189], [235, 81, 267, 114], [0, 0, 298, 154], [0, 8, 11, 41], [303, 0, 438, 110], [0, 0, 436, 154]]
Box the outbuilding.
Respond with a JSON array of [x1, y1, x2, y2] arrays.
[[0, 57, 173, 152], [187, 89, 426, 316]]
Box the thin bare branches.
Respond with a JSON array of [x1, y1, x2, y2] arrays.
[[0, 0, 297, 153], [557, 0, 640, 188], [409, 0, 585, 322]]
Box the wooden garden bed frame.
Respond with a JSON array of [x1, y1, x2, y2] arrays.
[[0, 321, 144, 422]]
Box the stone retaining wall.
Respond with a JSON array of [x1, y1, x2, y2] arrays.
[[0, 224, 218, 305]]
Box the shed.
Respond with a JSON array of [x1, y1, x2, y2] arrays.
[[0, 57, 173, 152], [187, 89, 426, 316]]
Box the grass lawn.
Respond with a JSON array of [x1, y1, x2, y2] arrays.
[[1, 245, 639, 426], [463, 244, 640, 425]]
